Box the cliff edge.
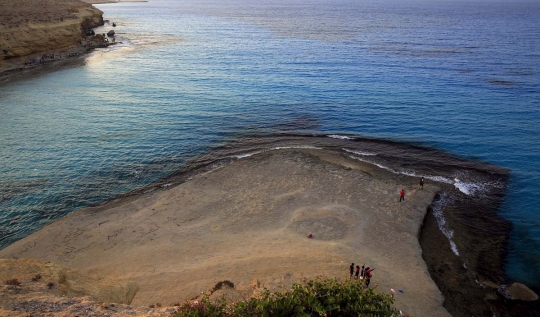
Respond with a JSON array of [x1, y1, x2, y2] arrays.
[[0, 0, 103, 64]]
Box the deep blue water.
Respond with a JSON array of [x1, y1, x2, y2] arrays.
[[1, 0, 539, 289]]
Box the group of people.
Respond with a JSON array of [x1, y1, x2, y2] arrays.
[[24, 54, 57, 65], [23, 51, 82, 67], [346, 178, 426, 292], [349, 263, 375, 287]]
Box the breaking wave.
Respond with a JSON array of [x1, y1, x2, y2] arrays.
[[431, 192, 460, 256], [344, 151, 500, 197]]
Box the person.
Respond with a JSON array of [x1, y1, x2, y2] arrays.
[[355, 265, 360, 279], [399, 189, 405, 202], [420, 177, 424, 189], [365, 267, 373, 287], [360, 264, 365, 279], [349, 263, 354, 279]]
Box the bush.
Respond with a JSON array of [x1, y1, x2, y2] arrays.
[[175, 278, 399, 317]]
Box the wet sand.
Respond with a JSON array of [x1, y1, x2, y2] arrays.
[[0, 148, 451, 317]]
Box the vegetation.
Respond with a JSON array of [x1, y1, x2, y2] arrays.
[[175, 278, 400, 317]]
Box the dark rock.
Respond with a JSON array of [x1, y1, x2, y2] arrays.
[[506, 283, 539, 301]]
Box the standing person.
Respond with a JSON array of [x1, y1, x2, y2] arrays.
[[349, 263, 355, 279], [365, 267, 373, 287], [360, 264, 365, 279], [399, 189, 405, 202], [420, 177, 425, 189], [355, 265, 360, 279]]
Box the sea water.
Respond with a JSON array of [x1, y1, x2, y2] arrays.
[[0, 0, 539, 290]]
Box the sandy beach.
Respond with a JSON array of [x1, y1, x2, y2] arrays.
[[0, 148, 451, 316]]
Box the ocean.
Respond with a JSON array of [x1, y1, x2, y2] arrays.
[[1, 0, 539, 298]]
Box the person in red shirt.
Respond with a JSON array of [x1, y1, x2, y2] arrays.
[[399, 189, 405, 202], [365, 267, 374, 287]]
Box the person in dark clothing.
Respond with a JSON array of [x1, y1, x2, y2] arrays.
[[399, 189, 405, 202], [355, 265, 360, 279], [420, 177, 425, 189], [360, 264, 365, 279], [349, 263, 354, 279]]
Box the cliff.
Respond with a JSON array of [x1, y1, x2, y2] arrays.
[[0, 0, 103, 63]]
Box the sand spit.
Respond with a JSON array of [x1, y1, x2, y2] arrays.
[[0, 149, 451, 316]]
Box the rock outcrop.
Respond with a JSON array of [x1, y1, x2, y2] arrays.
[[0, 0, 103, 63], [506, 283, 539, 301]]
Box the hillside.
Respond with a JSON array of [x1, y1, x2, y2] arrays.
[[0, 0, 103, 64]]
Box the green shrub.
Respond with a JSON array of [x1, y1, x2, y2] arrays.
[[175, 278, 400, 317]]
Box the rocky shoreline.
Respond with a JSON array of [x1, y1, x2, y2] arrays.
[[0, 0, 104, 81], [420, 189, 540, 316]]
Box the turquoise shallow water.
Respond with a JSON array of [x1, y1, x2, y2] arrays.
[[1, 0, 539, 289]]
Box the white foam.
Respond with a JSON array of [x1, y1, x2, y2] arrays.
[[236, 151, 261, 159], [342, 148, 377, 156], [328, 134, 354, 140], [344, 148, 506, 256], [234, 146, 321, 160], [271, 145, 322, 150], [431, 192, 460, 256], [425, 175, 454, 184], [453, 178, 490, 196], [346, 150, 477, 194], [347, 155, 400, 174]]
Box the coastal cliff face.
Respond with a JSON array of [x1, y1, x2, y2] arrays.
[[0, 0, 103, 63]]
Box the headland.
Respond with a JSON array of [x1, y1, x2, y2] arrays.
[[2, 134, 537, 316], [1, 145, 452, 316], [0, 0, 110, 85]]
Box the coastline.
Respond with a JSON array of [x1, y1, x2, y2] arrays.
[[0, 43, 105, 87], [1, 144, 452, 317], [1, 1, 537, 316], [0, 0, 112, 87], [2, 134, 535, 316]]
